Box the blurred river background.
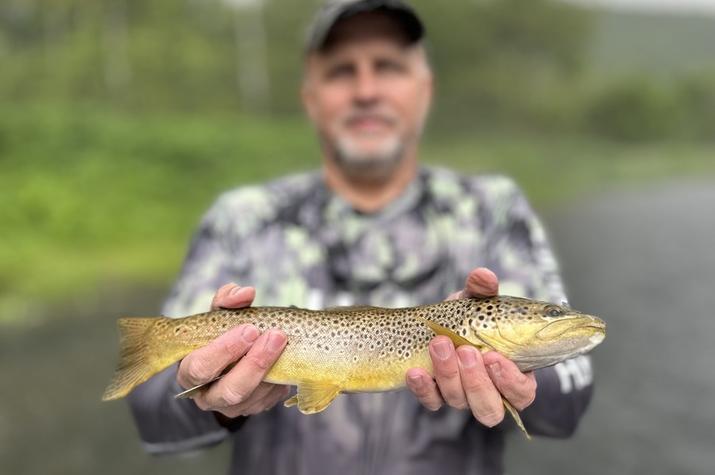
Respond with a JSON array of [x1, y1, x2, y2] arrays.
[[1, 0, 714, 473]]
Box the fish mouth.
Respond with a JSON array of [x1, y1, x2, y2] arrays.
[[536, 316, 606, 340]]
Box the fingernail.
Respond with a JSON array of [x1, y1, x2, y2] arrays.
[[233, 287, 254, 301], [458, 348, 477, 368], [241, 325, 259, 343], [488, 362, 501, 378], [408, 374, 422, 387], [267, 331, 286, 352], [433, 340, 452, 360]]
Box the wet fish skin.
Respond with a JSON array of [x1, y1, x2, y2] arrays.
[[102, 296, 605, 435]]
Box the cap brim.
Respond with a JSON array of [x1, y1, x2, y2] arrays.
[[306, 1, 424, 52]]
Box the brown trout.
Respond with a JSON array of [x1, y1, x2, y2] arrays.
[[103, 296, 605, 438]]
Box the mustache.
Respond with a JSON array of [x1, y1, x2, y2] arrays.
[[341, 110, 398, 127]]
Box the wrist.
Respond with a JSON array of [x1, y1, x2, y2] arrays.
[[213, 411, 248, 433]]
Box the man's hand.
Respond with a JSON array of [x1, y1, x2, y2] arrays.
[[405, 268, 537, 428], [176, 283, 291, 418]]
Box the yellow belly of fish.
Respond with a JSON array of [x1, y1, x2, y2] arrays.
[[263, 345, 433, 413]]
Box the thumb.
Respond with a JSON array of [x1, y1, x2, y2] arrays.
[[211, 284, 256, 310]]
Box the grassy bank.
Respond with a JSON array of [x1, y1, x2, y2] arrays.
[[2, 103, 714, 323]]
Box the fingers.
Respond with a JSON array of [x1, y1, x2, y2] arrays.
[[430, 336, 468, 410], [177, 324, 260, 389], [446, 268, 499, 301], [405, 368, 444, 411], [415, 336, 518, 429], [212, 283, 256, 310], [195, 329, 288, 411], [482, 351, 537, 411], [226, 384, 291, 417], [456, 347, 504, 427], [217, 383, 290, 418], [464, 268, 499, 298]]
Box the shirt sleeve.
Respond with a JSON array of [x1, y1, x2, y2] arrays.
[[483, 178, 595, 438], [127, 195, 245, 454]]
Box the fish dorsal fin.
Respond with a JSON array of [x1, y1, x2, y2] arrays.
[[415, 316, 491, 351], [284, 381, 341, 414]]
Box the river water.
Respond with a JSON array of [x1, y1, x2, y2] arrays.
[[508, 180, 715, 475]]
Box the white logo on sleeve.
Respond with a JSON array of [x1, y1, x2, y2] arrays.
[[554, 356, 593, 393]]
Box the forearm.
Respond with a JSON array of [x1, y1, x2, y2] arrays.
[[127, 364, 229, 455], [520, 356, 594, 438]]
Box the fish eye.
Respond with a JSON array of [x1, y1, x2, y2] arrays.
[[544, 305, 563, 318]]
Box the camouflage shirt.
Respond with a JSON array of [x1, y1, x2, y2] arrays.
[[129, 167, 595, 475]]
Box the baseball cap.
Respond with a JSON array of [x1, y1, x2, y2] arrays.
[[305, 0, 425, 52]]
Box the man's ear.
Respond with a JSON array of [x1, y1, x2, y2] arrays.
[[301, 81, 317, 123], [301, 60, 318, 122], [417, 64, 434, 125], [425, 69, 434, 111]]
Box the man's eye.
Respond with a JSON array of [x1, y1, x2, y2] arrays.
[[325, 65, 354, 79], [376, 60, 406, 74]]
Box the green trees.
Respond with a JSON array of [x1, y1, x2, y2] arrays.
[[1, 0, 713, 139]]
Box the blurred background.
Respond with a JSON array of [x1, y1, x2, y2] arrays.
[[1, 0, 714, 473]]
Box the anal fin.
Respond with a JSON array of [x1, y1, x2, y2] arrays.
[[283, 381, 341, 414]]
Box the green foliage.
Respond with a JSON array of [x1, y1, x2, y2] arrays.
[[677, 74, 715, 140], [585, 73, 715, 142], [2, 103, 715, 322], [586, 79, 684, 141], [2, 0, 715, 139], [0, 0, 594, 128], [2, 2, 715, 317], [413, 0, 592, 130], [0, 103, 318, 314]]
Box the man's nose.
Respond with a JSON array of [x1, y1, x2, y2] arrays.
[[353, 68, 379, 105]]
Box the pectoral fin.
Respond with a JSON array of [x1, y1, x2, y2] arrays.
[[284, 381, 341, 414], [416, 316, 491, 351], [174, 362, 237, 400], [503, 397, 531, 440], [174, 376, 223, 399], [418, 318, 530, 439]]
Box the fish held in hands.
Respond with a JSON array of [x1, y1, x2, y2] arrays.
[[102, 296, 605, 438]]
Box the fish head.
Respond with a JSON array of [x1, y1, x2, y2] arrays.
[[468, 298, 606, 371]]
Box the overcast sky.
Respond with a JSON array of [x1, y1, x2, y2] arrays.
[[566, 0, 715, 15]]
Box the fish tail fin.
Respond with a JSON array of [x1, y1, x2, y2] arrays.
[[102, 317, 173, 401]]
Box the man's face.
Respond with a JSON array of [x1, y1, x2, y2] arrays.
[[302, 12, 433, 179]]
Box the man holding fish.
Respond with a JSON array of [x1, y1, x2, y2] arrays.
[[127, 1, 597, 473]]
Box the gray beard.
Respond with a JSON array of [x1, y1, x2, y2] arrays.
[[332, 139, 405, 182]]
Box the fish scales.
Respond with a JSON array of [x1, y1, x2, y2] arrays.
[[103, 296, 605, 437]]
